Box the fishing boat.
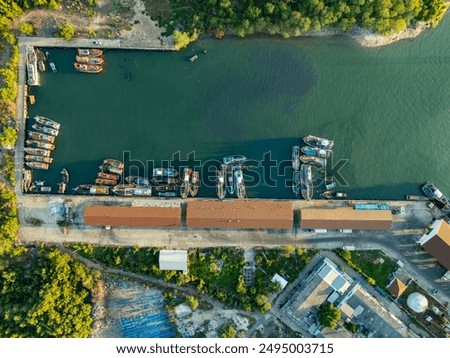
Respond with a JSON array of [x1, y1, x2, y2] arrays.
[[293, 170, 301, 196], [95, 178, 117, 186], [24, 147, 51, 157], [324, 176, 336, 190], [25, 140, 55, 150], [158, 192, 177, 197], [292, 145, 300, 171], [303, 135, 334, 150], [189, 171, 200, 197], [45, 51, 57, 73], [226, 167, 235, 195], [300, 155, 326, 167], [25, 155, 53, 164], [100, 159, 124, 175], [98, 172, 120, 181], [301, 146, 332, 159], [78, 48, 103, 57], [132, 186, 153, 197], [112, 184, 135, 196], [189, 55, 198, 62], [31, 123, 59, 136], [35, 48, 46, 72], [124, 176, 149, 186], [152, 168, 179, 178], [154, 183, 177, 193], [322, 191, 347, 199], [74, 184, 109, 195], [34, 115, 60, 130], [180, 168, 192, 199], [216, 165, 226, 200], [26, 162, 49, 170], [223, 155, 247, 166], [422, 182, 450, 213], [58, 182, 67, 194], [61, 168, 69, 183], [74, 62, 103, 73], [28, 131, 55, 143], [300, 164, 313, 201], [26, 45, 39, 86], [76, 55, 104, 65], [234, 168, 246, 199]]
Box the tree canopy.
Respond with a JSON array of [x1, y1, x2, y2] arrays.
[[318, 303, 341, 329]]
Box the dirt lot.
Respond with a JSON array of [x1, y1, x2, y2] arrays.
[[11, 0, 173, 49]]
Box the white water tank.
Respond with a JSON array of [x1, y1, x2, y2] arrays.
[[407, 292, 428, 313]]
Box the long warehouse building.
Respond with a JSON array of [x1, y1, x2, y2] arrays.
[[84, 205, 181, 227], [187, 200, 293, 229], [300, 207, 393, 230]]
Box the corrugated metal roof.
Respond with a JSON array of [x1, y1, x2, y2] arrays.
[[159, 250, 188, 271], [84, 206, 181, 227], [300, 208, 392, 230], [422, 220, 450, 271], [187, 200, 293, 229]]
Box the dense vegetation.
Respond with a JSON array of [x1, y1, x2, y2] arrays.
[[68, 244, 317, 313], [161, 0, 448, 46], [0, 247, 97, 337], [318, 303, 341, 329]]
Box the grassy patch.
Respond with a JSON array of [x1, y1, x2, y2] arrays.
[[144, 0, 171, 18], [349, 250, 397, 287]]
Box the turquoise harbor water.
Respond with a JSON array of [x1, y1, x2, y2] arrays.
[[29, 16, 450, 199]]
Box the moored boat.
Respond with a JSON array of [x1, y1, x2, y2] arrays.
[[45, 51, 57, 73], [74, 62, 103, 73], [34, 115, 60, 130], [35, 48, 46, 72], [100, 159, 124, 175], [189, 55, 198, 62], [301, 146, 332, 159], [25, 155, 53, 164], [154, 183, 177, 193], [124, 176, 149, 186], [152, 168, 179, 178], [226, 167, 235, 195], [74, 184, 109, 195], [95, 178, 117, 186], [300, 155, 326, 167], [76, 55, 104, 65], [78, 48, 103, 57], [234, 168, 246, 199], [28, 131, 55, 143], [292, 145, 300, 171], [303, 135, 334, 150], [300, 164, 313, 201], [31, 123, 59, 136], [98, 172, 120, 180], [216, 165, 226, 200], [180, 168, 192, 199], [58, 182, 67, 194], [223, 155, 247, 166], [189, 171, 200, 197], [26, 45, 39, 86], [322, 191, 347, 199], [112, 184, 135, 196], [61, 168, 69, 183], [24, 147, 51, 157], [25, 140, 55, 150], [132, 186, 153, 197], [422, 182, 450, 213], [26, 162, 49, 170], [292, 170, 301, 196]]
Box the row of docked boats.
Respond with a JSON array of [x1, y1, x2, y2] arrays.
[[293, 135, 339, 201], [217, 155, 247, 200], [25, 116, 61, 170], [75, 159, 201, 197], [74, 48, 104, 74]]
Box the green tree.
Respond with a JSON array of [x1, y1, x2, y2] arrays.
[[0, 126, 17, 148], [186, 295, 199, 310], [255, 294, 271, 313], [173, 30, 198, 50], [318, 304, 341, 329], [219, 323, 236, 338], [18, 22, 34, 35], [58, 23, 75, 40]]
